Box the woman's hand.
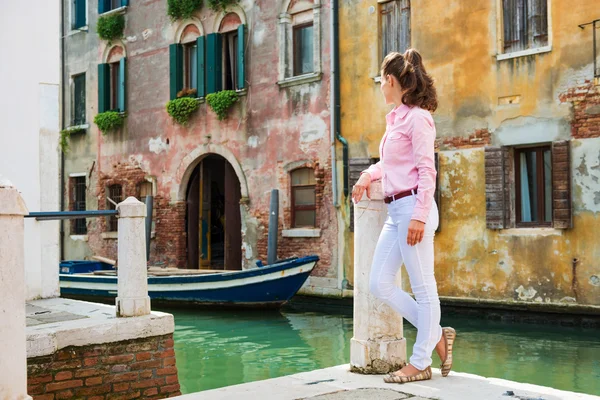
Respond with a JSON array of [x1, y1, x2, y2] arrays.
[[407, 220, 425, 246], [352, 173, 372, 204]]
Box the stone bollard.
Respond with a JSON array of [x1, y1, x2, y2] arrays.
[[350, 180, 407, 374], [116, 197, 151, 317], [0, 180, 32, 400]]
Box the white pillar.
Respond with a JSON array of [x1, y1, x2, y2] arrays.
[[116, 197, 151, 317], [0, 180, 32, 400], [350, 181, 406, 374]]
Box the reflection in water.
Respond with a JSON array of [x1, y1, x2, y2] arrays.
[[161, 307, 600, 396]]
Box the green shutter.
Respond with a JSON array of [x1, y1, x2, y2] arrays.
[[74, 0, 86, 29], [121, 0, 129, 7], [98, 0, 107, 14], [237, 24, 245, 90], [196, 36, 206, 98], [206, 33, 222, 94], [169, 44, 183, 100], [98, 64, 110, 113], [118, 58, 126, 112]]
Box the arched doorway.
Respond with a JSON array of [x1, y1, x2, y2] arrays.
[[186, 154, 242, 270]]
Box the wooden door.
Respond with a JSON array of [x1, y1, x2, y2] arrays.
[[199, 161, 212, 268], [186, 168, 200, 269]]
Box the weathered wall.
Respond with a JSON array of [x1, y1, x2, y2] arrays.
[[63, 0, 339, 279], [340, 0, 600, 306], [27, 334, 180, 399]]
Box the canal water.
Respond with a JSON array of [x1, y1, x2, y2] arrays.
[[160, 306, 600, 396]]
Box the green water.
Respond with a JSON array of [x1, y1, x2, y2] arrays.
[[162, 307, 600, 396]]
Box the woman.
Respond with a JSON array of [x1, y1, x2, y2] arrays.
[[351, 49, 456, 384]]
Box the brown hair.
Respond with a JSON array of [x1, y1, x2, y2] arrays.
[[381, 49, 438, 112]]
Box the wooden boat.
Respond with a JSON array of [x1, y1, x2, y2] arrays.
[[59, 255, 319, 308]]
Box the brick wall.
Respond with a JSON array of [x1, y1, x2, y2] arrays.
[[436, 128, 491, 151], [255, 163, 334, 277], [86, 163, 187, 268], [559, 81, 600, 139], [27, 334, 181, 400]]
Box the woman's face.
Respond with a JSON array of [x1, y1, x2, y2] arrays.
[[380, 72, 395, 105]]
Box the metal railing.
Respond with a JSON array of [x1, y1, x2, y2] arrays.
[[24, 196, 154, 260]]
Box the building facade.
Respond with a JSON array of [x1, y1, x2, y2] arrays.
[[339, 0, 600, 307], [61, 0, 341, 287], [1, 2, 60, 300]]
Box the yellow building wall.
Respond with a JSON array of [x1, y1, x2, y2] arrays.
[[339, 0, 600, 306]]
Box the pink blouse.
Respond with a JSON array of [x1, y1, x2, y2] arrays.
[[363, 104, 437, 223]]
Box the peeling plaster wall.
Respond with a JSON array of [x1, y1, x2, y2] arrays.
[[62, 0, 338, 280], [340, 0, 600, 306], [432, 143, 600, 306]]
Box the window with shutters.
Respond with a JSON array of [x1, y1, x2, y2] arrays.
[[278, 0, 322, 87], [293, 23, 314, 76], [98, 0, 128, 14], [485, 141, 571, 230], [98, 46, 126, 113], [380, 0, 411, 62], [291, 168, 317, 228], [72, 73, 86, 126], [501, 0, 549, 55], [71, 0, 87, 30], [216, 12, 245, 92], [106, 184, 122, 232], [71, 176, 87, 235], [170, 22, 205, 100]]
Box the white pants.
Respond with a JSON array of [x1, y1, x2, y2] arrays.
[[369, 194, 442, 371]]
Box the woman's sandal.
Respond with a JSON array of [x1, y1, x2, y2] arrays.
[[383, 366, 432, 384], [440, 327, 457, 377]]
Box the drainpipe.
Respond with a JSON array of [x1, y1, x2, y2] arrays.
[[59, 0, 66, 261], [331, 0, 348, 202], [330, 1, 338, 207]]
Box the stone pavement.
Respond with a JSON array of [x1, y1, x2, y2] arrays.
[[172, 364, 599, 400]]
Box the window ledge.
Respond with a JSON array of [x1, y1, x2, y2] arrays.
[[67, 26, 89, 36], [236, 88, 248, 96], [499, 227, 563, 237], [66, 123, 89, 132], [102, 232, 118, 240], [277, 72, 322, 88], [496, 46, 552, 61], [100, 6, 128, 17], [70, 235, 89, 241], [282, 228, 321, 238]]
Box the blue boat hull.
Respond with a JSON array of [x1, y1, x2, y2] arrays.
[[59, 256, 319, 308]]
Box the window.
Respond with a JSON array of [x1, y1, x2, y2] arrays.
[[291, 168, 316, 228], [183, 42, 198, 91], [98, 0, 127, 14], [72, 0, 86, 29], [223, 30, 239, 90], [98, 56, 126, 113], [205, 16, 246, 95], [107, 184, 122, 232], [72, 73, 86, 126], [380, 0, 411, 62], [484, 141, 571, 230], [278, 1, 322, 86], [515, 147, 552, 226], [71, 176, 87, 235], [138, 181, 153, 202], [110, 62, 120, 111], [293, 24, 314, 76], [170, 24, 205, 100], [502, 0, 548, 53]]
